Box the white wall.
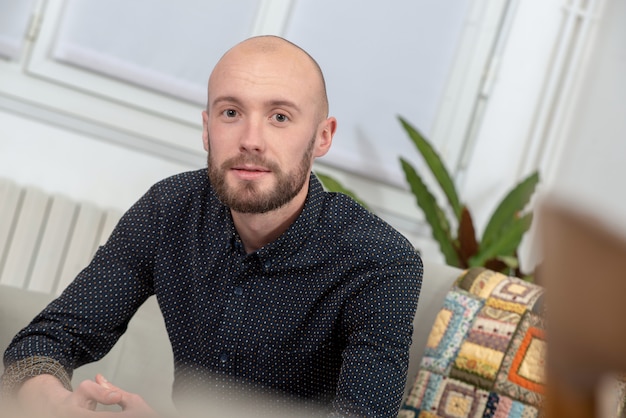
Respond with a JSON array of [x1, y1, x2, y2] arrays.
[[0, 110, 196, 212]]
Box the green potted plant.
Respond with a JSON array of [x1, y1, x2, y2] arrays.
[[317, 116, 539, 280]]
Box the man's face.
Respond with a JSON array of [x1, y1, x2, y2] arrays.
[[206, 131, 316, 214], [202, 41, 334, 214]]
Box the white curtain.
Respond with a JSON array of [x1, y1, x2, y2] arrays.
[[52, 0, 259, 103], [0, 0, 38, 60]]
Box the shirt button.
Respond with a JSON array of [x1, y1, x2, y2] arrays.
[[233, 287, 243, 296], [264, 260, 272, 269], [219, 352, 229, 363]]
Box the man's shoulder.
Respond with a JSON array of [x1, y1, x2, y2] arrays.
[[152, 169, 209, 192], [133, 169, 219, 217], [319, 192, 416, 256], [147, 169, 212, 202]]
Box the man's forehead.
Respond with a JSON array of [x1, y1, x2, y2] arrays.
[[209, 51, 314, 97], [207, 36, 328, 116], [213, 44, 308, 78]]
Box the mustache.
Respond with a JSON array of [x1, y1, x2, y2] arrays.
[[221, 154, 280, 172]]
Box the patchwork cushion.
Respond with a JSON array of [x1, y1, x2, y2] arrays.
[[493, 311, 545, 408], [449, 305, 521, 390], [402, 370, 490, 417], [400, 268, 545, 417], [421, 290, 484, 375], [401, 267, 626, 417]]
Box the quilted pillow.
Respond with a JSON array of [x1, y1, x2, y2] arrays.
[[399, 267, 546, 418], [400, 267, 626, 417]]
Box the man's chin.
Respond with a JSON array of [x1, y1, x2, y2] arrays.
[[226, 178, 271, 195], [223, 187, 274, 213]]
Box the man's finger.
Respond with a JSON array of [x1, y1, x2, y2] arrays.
[[94, 375, 159, 417], [95, 374, 116, 390], [73, 379, 122, 408]]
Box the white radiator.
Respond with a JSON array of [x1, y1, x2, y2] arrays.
[[0, 178, 177, 414], [0, 178, 121, 294]]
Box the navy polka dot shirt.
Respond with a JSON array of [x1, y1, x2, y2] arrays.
[[4, 169, 423, 417]]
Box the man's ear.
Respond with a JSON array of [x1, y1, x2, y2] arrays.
[[201, 110, 210, 152], [315, 117, 337, 158]]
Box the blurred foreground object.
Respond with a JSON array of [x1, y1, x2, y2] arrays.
[[541, 203, 626, 418]]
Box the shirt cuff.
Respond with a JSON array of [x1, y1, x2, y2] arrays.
[[1, 356, 73, 396]]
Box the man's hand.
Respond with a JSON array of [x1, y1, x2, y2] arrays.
[[95, 374, 159, 417], [17, 373, 159, 417]]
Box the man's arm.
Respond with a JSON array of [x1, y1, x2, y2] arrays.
[[332, 252, 423, 417]]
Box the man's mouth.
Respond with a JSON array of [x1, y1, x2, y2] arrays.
[[230, 164, 271, 180], [232, 164, 271, 173]]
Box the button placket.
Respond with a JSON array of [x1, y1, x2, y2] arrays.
[[213, 257, 250, 369]]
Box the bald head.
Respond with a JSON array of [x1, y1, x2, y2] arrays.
[[207, 36, 329, 120]]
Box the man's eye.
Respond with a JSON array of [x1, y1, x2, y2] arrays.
[[273, 113, 289, 123], [223, 109, 238, 118]]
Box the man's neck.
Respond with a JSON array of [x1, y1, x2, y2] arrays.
[[230, 186, 308, 254]]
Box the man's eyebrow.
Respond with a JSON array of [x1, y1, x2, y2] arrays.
[[211, 96, 243, 108], [210, 96, 301, 113], [265, 99, 301, 113]]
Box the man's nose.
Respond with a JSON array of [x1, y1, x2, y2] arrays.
[[239, 119, 266, 153]]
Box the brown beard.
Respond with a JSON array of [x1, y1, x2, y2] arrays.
[[207, 134, 316, 214]]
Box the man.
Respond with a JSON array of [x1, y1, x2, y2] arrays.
[[2, 36, 422, 417]]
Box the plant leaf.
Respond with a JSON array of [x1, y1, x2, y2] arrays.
[[470, 213, 533, 267], [457, 206, 478, 267], [400, 158, 461, 267], [481, 171, 539, 249], [315, 172, 370, 210], [399, 116, 463, 220]]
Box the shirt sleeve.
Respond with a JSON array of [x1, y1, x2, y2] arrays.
[[331, 251, 423, 418], [1, 184, 163, 391]]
